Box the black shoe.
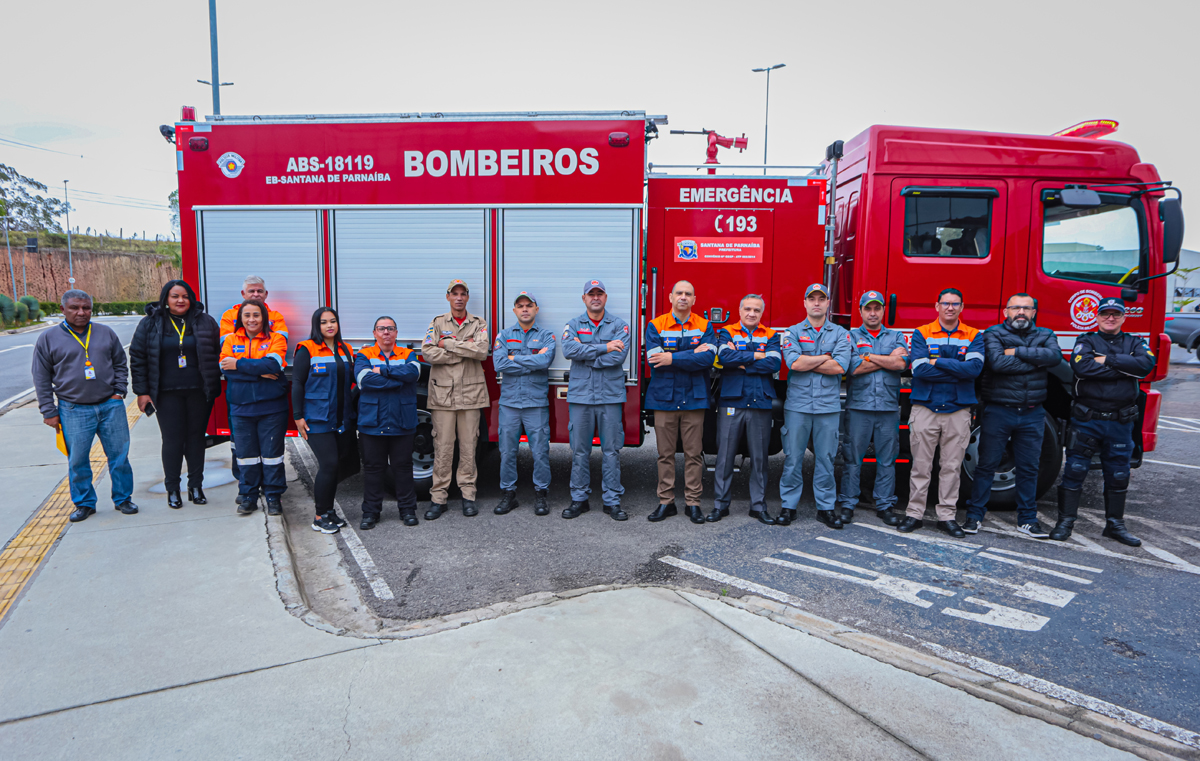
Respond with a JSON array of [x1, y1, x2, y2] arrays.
[[685, 505, 706, 525], [562, 500, 590, 519], [876, 509, 901, 527], [312, 514, 341, 534], [1050, 486, 1080, 541], [837, 507, 854, 524], [327, 510, 347, 528], [534, 490, 549, 516], [400, 509, 419, 527], [1017, 521, 1050, 539], [705, 506, 730, 523], [897, 517, 923, 533], [647, 504, 678, 522], [237, 498, 259, 516], [961, 518, 980, 534], [359, 514, 378, 531], [748, 509, 775, 526], [266, 497, 282, 516], [608, 504, 628, 521], [937, 520, 966, 538], [68, 506, 96, 522], [167, 490, 183, 509], [235, 495, 244, 506], [115, 501, 139, 515], [424, 503, 447, 521], [815, 510, 844, 530], [187, 487, 207, 505], [775, 508, 796, 527], [494, 491, 519, 515], [462, 499, 478, 517]]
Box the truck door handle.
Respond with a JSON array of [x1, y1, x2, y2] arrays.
[[887, 294, 897, 327]]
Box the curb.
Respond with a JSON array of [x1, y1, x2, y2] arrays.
[[3, 321, 54, 335]]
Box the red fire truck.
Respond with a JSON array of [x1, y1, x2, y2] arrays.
[[171, 109, 1182, 505]]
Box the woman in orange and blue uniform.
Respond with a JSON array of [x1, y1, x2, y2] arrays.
[[219, 300, 289, 517], [292, 307, 358, 534]]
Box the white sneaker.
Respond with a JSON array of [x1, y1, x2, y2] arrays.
[[1017, 521, 1050, 539]]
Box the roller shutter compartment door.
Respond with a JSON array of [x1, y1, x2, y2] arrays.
[[333, 210, 488, 344], [199, 209, 323, 357], [501, 209, 638, 381]]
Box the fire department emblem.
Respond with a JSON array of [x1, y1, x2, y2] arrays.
[[1068, 289, 1103, 330], [217, 152, 246, 179], [677, 239, 698, 260]]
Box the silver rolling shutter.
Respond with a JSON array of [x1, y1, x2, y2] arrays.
[[500, 209, 639, 381], [198, 210, 323, 357], [333, 210, 488, 345]]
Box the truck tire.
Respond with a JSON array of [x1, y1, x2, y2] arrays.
[[959, 411, 1062, 509], [412, 408, 434, 498]]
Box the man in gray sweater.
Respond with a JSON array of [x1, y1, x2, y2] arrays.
[[32, 289, 137, 522]]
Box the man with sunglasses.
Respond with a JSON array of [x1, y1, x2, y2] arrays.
[[962, 294, 1062, 538], [901, 288, 984, 536]]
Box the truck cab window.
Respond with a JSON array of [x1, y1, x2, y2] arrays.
[[903, 195, 991, 258], [1042, 201, 1141, 286]]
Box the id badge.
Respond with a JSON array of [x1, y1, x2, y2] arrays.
[[178, 355, 187, 369], [84, 367, 96, 380]]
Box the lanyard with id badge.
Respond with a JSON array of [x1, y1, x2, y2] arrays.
[[65, 324, 96, 380], [170, 316, 188, 368]]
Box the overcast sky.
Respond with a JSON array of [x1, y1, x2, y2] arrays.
[[3, 0, 1197, 247]]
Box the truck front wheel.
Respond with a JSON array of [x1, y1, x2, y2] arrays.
[[959, 411, 1062, 509]]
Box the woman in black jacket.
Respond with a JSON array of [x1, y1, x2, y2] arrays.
[[131, 280, 222, 508]]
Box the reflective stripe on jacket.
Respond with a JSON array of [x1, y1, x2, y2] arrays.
[[220, 328, 288, 416], [293, 339, 357, 434], [644, 313, 715, 411], [781, 319, 851, 414], [562, 312, 630, 405], [493, 323, 556, 408], [909, 320, 984, 413], [421, 312, 490, 410], [355, 344, 420, 435], [715, 324, 780, 410], [220, 302, 289, 343], [846, 325, 905, 411]]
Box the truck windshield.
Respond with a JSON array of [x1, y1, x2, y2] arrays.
[[1042, 201, 1141, 286]]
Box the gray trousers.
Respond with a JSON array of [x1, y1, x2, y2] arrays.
[[838, 409, 900, 512], [499, 405, 551, 491], [569, 403, 624, 506], [780, 410, 840, 512], [714, 407, 772, 513]]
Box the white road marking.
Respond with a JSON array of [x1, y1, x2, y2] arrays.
[[1143, 458, 1200, 471], [1155, 423, 1200, 433], [984, 518, 1200, 575], [291, 439, 395, 601], [923, 643, 1200, 750], [658, 556, 807, 607], [1077, 513, 1200, 570], [853, 522, 980, 552], [0, 344, 33, 354], [942, 597, 1050, 631], [1078, 508, 1200, 535], [0, 385, 35, 409], [764, 554, 953, 609], [980, 546, 1103, 573], [816, 538, 1076, 607], [1159, 415, 1200, 429], [975, 553, 1094, 585]]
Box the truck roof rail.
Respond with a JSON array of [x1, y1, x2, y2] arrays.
[[198, 111, 665, 124], [647, 163, 825, 173]]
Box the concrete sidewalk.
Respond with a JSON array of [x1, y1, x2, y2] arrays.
[[0, 404, 1157, 760]]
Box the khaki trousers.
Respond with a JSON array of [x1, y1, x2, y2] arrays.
[[431, 408, 481, 503], [906, 405, 971, 521], [654, 410, 705, 505]]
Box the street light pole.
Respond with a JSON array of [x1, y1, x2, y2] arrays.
[[209, 0, 221, 116], [751, 63, 786, 175], [63, 181, 74, 284], [3, 214, 15, 301]]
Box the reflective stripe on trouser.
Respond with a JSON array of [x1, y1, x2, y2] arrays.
[[1060, 417, 1135, 492], [568, 402, 624, 505], [966, 404, 1045, 524], [906, 405, 971, 521], [838, 409, 900, 512], [227, 398, 240, 481], [779, 410, 840, 511], [230, 410, 289, 500], [714, 407, 771, 512], [654, 409, 705, 504], [59, 398, 133, 509], [499, 405, 551, 492], [430, 408, 481, 503]]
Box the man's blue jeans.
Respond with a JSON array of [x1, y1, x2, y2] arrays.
[[966, 404, 1044, 525], [59, 398, 133, 509]]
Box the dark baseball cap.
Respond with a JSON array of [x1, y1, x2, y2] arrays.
[[805, 283, 830, 298], [1098, 297, 1126, 314], [860, 290, 885, 307], [513, 291, 537, 306], [583, 279, 607, 295]]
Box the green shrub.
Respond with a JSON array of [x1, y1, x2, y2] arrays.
[[14, 301, 28, 322], [19, 296, 40, 321], [0, 294, 14, 323], [40, 301, 61, 315], [93, 301, 147, 316]]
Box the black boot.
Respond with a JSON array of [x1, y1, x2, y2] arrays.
[[1049, 486, 1080, 541], [1101, 490, 1141, 547], [494, 490, 519, 515], [534, 490, 550, 516], [167, 490, 183, 509]]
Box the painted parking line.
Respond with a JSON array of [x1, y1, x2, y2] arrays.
[[659, 555, 807, 607], [1157, 416, 1200, 433], [1142, 458, 1200, 470], [978, 518, 1200, 575], [0, 344, 34, 355], [0, 400, 142, 625], [764, 551, 954, 609]]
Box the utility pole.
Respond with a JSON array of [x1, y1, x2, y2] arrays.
[[63, 181, 75, 284], [2, 213, 15, 301], [209, 0, 221, 115], [751, 63, 785, 175]]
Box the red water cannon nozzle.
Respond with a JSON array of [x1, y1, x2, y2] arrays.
[[670, 128, 749, 174]]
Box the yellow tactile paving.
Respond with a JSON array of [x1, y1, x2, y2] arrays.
[[0, 400, 142, 624]]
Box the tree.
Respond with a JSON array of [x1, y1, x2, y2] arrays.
[[168, 189, 179, 234], [0, 164, 71, 231]]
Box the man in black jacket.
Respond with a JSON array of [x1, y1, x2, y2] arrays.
[[962, 294, 1062, 537], [1052, 298, 1155, 545]]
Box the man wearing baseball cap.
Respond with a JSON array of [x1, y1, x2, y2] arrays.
[[561, 279, 631, 520], [779, 283, 851, 528], [421, 280, 490, 520], [492, 291, 557, 517], [1052, 297, 1155, 545], [838, 291, 908, 527]]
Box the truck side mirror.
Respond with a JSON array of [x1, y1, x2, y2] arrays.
[[1160, 197, 1184, 264], [1120, 287, 1139, 303], [1061, 186, 1101, 207]]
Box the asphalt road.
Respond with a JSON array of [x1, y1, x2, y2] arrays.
[[308, 360, 1200, 737], [0, 316, 142, 409]]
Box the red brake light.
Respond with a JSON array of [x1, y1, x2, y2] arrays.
[[608, 132, 631, 148], [181, 106, 197, 122], [188, 136, 209, 151]]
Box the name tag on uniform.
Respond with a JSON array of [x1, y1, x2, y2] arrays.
[[178, 356, 188, 369], [84, 367, 96, 380], [727, 407, 735, 416]]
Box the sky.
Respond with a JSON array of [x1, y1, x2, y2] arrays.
[[3, 0, 1197, 247]]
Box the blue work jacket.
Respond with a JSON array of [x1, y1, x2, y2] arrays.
[[715, 324, 781, 410], [846, 325, 906, 412], [493, 323, 557, 409], [293, 339, 357, 434], [561, 312, 631, 405], [354, 344, 421, 436], [220, 328, 288, 417], [644, 312, 716, 411], [781, 319, 851, 415], [909, 320, 984, 413]]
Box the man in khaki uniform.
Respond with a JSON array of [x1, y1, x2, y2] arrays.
[[422, 280, 490, 519]]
